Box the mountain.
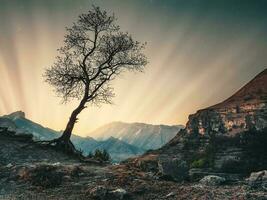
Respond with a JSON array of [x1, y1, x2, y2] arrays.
[[2, 111, 59, 140], [184, 68, 267, 137], [0, 112, 144, 162], [90, 121, 184, 150], [183, 69, 267, 135], [131, 68, 267, 182], [90, 137, 144, 162], [0, 112, 182, 161]]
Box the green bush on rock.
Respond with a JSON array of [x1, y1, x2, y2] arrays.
[[190, 158, 206, 168], [87, 149, 111, 162]]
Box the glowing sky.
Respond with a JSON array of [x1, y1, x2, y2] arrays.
[[0, 0, 267, 136]]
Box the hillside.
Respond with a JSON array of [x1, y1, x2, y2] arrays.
[[0, 113, 144, 162], [0, 127, 262, 200], [183, 68, 267, 136], [130, 68, 267, 183]]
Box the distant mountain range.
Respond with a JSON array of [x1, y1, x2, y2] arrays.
[[0, 112, 183, 162], [91, 122, 184, 150]]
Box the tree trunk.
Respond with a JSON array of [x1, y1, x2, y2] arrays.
[[59, 98, 87, 142]]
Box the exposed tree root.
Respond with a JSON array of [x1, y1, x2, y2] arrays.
[[22, 138, 110, 165], [23, 138, 84, 160]]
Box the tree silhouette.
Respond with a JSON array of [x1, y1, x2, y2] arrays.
[[44, 6, 147, 154]]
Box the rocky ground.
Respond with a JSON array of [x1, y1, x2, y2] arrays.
[[0, 129, 266, 200]]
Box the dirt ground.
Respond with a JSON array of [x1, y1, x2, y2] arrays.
[[0, 131, 266, 200]]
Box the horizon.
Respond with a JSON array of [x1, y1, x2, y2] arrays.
[[1, 0, 267, 137], [3, 110, 185, 136]]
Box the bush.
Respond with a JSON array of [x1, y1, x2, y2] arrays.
[[190, 158, 206, 168], [87, 149, 111, 162]]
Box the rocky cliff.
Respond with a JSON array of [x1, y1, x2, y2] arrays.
[[130, 68, 267, 182], [184, 68, 267, 137]]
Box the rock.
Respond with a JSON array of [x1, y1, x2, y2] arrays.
[[0, 118, 17, 131], [158, 158, 188, 182], [134, 154, 159, 172], [166, 192, 176, 197], [89, 186, 108, 199], [52, 162, 61, 166], [4, 111, 26, 119], [6, 163, 13, 168], [63, 175, 71, 181], [246, 170, 267, 188], [199, 175, 226, 186], [110, 188, 127, 199], [0, 188, 5, 195], [18, 164, 64, 188]]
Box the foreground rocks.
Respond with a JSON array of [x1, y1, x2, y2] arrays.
[[246, 170, 267, 189], [88, 186, 127, 200], [199, 175, 226, 186], [1, 129, 266, 199], [158, 158, 188, 182]]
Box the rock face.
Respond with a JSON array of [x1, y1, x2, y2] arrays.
[[246, 170, 267, 188], [131, 68, 267, 182], [185, 69, 267, 137], [158, 158, 188, 182]]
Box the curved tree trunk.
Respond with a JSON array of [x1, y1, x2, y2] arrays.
[[59, 98, 87, 142]]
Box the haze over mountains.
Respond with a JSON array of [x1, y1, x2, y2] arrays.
[[0, 112, 182, 162], [91, 122, 184, 150]]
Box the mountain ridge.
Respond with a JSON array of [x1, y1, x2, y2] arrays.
[[90, 121, 184, 150], [0, 112, 182, 162]]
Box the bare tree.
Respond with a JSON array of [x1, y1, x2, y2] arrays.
[[43, 6, 147, 154]]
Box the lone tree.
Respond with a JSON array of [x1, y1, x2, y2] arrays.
[[44, 6, 147, 154]]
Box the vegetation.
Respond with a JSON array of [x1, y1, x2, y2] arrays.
[[190, 158, 206, 168], [189, 142, 216, 169], [189, 128, 267, 174], [183, 134, 217, 169], [88, 149, 111, 162], [43, 5, 147, 154]]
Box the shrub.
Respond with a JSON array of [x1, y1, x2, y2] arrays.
[[190, 158, 206, 168], [87, 149, 111, 162]]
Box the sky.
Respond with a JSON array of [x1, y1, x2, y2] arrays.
[[0, 0, 267, 136]]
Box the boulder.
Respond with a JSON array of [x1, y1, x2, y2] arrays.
[[18, 164, 64, 188], [158, 158, 188, 182], [166, 192, 176, 198], [199, 175, 225, 186], [88, 186, 128, 200], [89, 186, 108, 200], [133, 154, 159, 172], [110, 188, 127, 199], [246, 170, 267, 188], [6, 163, 13, 168]]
